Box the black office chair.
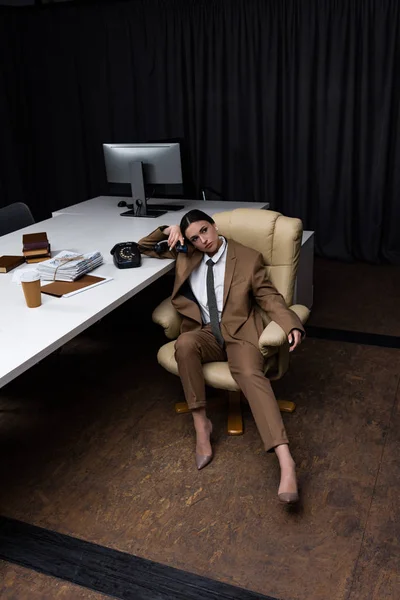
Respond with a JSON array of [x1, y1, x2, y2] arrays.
[[0, 202, 35, 236]]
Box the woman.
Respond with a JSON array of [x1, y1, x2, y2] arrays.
[[139, 209, 304, 503]]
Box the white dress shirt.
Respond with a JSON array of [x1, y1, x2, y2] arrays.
[[189, 237, 227, 324]]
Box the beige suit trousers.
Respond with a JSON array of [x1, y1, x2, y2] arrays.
[[174, 326, 289, 451]]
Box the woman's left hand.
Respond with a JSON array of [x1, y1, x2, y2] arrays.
[[288, 329, 302, 352]]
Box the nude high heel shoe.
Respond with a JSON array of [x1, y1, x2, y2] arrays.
[[278, 465, 299, 504], [196, 453, 213, 470], [278, 491, 299, 504], [195, 421, 213, 470]]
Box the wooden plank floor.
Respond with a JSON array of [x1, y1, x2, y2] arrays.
[[0, 265, 399, 600]]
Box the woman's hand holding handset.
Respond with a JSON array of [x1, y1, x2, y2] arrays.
[[163, 225, 185, 250]]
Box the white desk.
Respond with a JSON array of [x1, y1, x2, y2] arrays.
[[0, 199, 269, 390], [294, 230, 314, 309], [52, 195, 270, 219]]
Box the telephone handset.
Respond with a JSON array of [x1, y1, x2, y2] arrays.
[[153, 240, 188, 254], [110, 242, 142, 268]]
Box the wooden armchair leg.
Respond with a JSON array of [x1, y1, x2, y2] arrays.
[[174, 396, 294, 436], [227, 390, 243, 436], [278, 400, 296, 413], [175, 401, 190, 414]]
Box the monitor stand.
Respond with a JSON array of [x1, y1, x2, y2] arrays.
[[120, 208, 167, 218], [148, 203, 185, 212], [121, 161, 168, 217]]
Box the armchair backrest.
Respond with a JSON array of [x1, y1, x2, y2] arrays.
[[213, 209, 303, 306]]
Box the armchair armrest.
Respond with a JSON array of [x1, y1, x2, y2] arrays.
[[289, 304, 310, 325], [152, 297, 182, 339], [258, 304, 310, 380], [258, 321, 287, 358]]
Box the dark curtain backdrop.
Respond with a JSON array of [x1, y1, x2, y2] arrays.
[[0, 0, 399, 263]]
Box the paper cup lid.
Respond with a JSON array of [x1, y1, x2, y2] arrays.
[[20, 270, 40, 283]]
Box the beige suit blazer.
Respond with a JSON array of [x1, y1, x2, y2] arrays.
[[138, 227, 305, 347]]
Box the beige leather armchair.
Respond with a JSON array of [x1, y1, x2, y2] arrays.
[[152, 208, 310, 435]]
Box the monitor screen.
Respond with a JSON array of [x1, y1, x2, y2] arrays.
[[102, 142, 184, 217], [103, 143, 183, 186]]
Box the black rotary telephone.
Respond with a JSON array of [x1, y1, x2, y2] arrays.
[[110, 242, 142, 268]]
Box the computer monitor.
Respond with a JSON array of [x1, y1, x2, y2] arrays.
[[103, 143, 183, 217]]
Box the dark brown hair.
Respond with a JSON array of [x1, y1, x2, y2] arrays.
[[179, 209, 215, 242]]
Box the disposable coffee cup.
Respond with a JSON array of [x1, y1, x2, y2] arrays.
[[20, 271, 42, 308]]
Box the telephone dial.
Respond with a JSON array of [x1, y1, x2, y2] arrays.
[[110, 242, 142, 268]]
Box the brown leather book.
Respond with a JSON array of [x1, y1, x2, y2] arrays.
[[22, 232, 49, 251], [41, 275, 106, 297], [0, 255, 25, 273], [25, 254, 51, 264], [23, 245, 50, 258]]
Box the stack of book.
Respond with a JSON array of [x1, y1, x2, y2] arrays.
[[22, 232, 51, 263], [37, 250, 104, 281]]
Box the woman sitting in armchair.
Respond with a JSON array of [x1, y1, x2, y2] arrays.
[[138, 209, 304, 504]]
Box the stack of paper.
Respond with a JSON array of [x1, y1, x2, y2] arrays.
[[37, 251, 103, 281]]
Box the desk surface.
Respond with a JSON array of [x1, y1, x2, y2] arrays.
[[0, 198, 269, 389], [52, 196, 270, 219]]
